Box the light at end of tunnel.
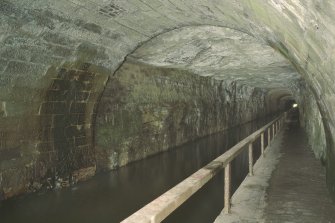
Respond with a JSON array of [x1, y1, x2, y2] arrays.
[[293, 103, 298, 108]]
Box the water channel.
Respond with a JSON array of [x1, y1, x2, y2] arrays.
[[0, 116, 274, 223]]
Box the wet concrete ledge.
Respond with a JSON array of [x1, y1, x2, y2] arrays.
[[214, 126, 284, 223], [215, 123, 335, 223]]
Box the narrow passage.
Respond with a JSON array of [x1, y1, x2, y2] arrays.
[[216, 114, 335, 223], [264, 121, 335, 222]]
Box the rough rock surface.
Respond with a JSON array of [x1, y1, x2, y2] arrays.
[[0, 0, 334, 200], [130, 26, 300, 89], [95, 61, 277, 170]]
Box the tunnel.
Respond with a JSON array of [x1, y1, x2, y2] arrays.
[[0, 0, 335, 222]]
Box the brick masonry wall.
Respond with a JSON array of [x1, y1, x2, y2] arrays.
[[0, 1, 113, 199]]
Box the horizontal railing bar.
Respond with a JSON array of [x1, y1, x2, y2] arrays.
[[121, 114, 284, 223], [212, 115, 281, 167]]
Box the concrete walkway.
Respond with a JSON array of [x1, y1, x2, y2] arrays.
[[215, 121, 335, 223]]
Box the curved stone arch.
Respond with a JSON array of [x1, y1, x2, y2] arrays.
[[265, 89, 293, 112], [278, 94, 296, 109], [92, 24, 303, 171], [1, 0, 335, 199]]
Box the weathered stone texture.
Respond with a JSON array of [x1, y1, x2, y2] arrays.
[[0, 0, 335, 200], [95, 61, 277, 170], [292, 81, 327, 161], [0, 1, 114, 199]]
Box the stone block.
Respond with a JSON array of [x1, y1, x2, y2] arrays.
[[50, 45, 73, 57], [64, 69, 79, 81], [70, 102, 86, 114], [75, 146, 95, 165], [38, 127, 53, 142], [0, 72, 10, 87], [38, 114, 54, 127], [40, 102, 53, 114], [3, 35, 33, 46], [83, 81, 93, 91], [78, 70, 95, 82], [78, 62, 91, 71], [72, 80, 86, 91], [57, 68, 68, 80], [38, 151, 56, 163], [42, 32, 75, 46], [46, 89, 67, 102], [75, 91, 90, 101], [4, 61, 46, 87], [75, 21, 102, 34], [68, 114, 79, 125], [0, 47, 30, 61], [50, 79, 70, 91], [0, 133, 22, 152], [52, 102, 67, 114], [74, 136, 87, 147], [75, 42, 109, 61], [0, 147, 21, 161], [65, 125, 86, 138], [5, 61, 38, 76], [53, 114, 67, 127], [77, 114, 86, 125], [30, 53, 64, 66], [53, 127, 66, 141], [0, 59, 8, 72], [68, 114, 86, 125], [36, 141, 53, 152], [54, 141, 70, 152]]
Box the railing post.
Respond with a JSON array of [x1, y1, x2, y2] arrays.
[[272, 124, 275, 138], [268, 128, 271, 145], [261, 132, 265, 157], [276, 121, 278, 133], [248, 142, 253, 176], [121, 114, 286, 222], [276, 122, 278, 134], [224, 163, 231, 214]]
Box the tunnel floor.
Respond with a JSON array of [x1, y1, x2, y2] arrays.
[[264, 121, 335, 222], [216, 120, 335, 223]]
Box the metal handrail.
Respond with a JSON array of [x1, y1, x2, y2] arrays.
[[121, 113, 286, 223]]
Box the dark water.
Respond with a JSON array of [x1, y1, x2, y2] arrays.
[[0, 117, 273, 223]]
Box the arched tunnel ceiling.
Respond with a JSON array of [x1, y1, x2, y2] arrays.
[[128, 26, 301, 90], [0, 0, 334, 199]]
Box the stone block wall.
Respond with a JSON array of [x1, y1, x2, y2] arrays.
[[38, 65, 98, 183], [0, 1, 114, 199]]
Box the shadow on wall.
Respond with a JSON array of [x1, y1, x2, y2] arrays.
[[36, 62, 109, 192]]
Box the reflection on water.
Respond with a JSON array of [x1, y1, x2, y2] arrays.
[[0, 117, 273, 223]]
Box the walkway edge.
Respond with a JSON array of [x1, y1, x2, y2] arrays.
[[214, 130, 284, 223]]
